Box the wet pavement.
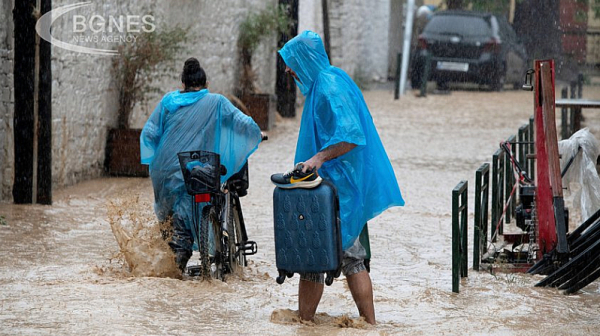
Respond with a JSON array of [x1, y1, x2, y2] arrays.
[[1, 87, 600, 335]]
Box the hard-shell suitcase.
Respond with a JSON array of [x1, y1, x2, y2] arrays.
[[273, 181, 342, 286]]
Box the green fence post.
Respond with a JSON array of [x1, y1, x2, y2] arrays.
[[419, 52, 431, 97], [505, 135, 517, 223], [474, 163, 490, 271], [453, 180, 468, 293], [529, 116, 535, 180], [394, 53, 401, 100], [505, 136, 512, 224], [492, 148, 505, 241], [518, 124, 528, 174], [561, 87, 568, 139]]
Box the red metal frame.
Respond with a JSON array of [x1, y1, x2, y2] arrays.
[[534, 59, 566, 259]]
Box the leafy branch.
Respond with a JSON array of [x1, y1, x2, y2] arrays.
[[112, 25, 188, 129], [237, 5, 293, 95]]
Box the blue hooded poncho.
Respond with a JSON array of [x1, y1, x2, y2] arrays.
[[140, 89, 262, 236], [279, 31, 405, 250]]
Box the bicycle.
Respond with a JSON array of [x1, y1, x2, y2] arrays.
[[177, 136, 266, 281]]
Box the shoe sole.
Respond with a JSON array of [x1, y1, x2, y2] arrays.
[[272, 177, 323, 189]]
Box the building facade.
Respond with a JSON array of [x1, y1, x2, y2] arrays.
[[0, 0, 401, 202]]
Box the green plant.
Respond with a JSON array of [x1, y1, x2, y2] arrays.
[[0, 215, 7, 226], [237, 5, 293, 94], [112, 25, 188, 129]]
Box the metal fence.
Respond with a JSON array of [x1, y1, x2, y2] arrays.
[[452, 180, 468, 293], [473, 163, 490, 272], [452, 114, 536, 292]]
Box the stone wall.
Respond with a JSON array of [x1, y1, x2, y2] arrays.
[[0, 0, 397, 202], [0, 0, 14, 201], [0, 0, 278, 202], [300, 0, 391, 83], [332, 0, 391, 82]]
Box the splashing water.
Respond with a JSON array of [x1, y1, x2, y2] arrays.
[[107, 196, 181, 279], [270, 309, 374, 330]]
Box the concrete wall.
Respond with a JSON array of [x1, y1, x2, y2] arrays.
[[0, 0, 14, 201], [298, 0, 324, 39], [0, 0, 278, 202], [299, 0, 391, 83]]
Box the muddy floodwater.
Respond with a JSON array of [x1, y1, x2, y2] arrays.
[[2, 87, 600, 335]]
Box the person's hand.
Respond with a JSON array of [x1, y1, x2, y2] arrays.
[[302, 154, 324, 173]]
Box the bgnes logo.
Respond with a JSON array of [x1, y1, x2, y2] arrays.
[[35, 2, 156, 56]]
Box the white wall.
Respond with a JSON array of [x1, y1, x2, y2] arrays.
[[298, 0, 391, 82]]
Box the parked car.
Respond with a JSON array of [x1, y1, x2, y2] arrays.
[[410, 10, 528, 91]]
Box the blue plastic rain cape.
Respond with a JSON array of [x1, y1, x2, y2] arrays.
[[140, 89, 262, 245], [279, 31, 405, 250]]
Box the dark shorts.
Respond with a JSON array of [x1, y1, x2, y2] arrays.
[[300, 236, 369, 284]]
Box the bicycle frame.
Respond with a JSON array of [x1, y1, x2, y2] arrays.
[[188, 175, 257, 280], [181, 135, 266, 280]]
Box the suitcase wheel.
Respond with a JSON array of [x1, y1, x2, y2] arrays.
[[276, 270, 288, 284], [325, 273, 334, 286], [286, 272, 294, 278], [325, 266, 342, 286]]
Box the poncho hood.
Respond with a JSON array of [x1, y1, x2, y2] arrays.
[[278, 30, 330, 96], [162, 89, 208, 113]]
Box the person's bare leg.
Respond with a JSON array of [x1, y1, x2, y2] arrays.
[[346, 270, 376, 324], [298, 279, 324, 322]]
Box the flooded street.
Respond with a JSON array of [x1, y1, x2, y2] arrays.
[[2, 87, 600, 335]]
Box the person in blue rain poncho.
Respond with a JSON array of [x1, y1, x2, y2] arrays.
[[278, 30, 404, 324], [140, 58, 262, 272]]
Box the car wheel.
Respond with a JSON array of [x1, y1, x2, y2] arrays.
[[512, 82, 521, 90], [410, 63, 424, 89], [490, 66, 506, 92], [436, 80, 449, 91]]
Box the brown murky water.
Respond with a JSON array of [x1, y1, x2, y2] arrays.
[[1, 87, 600, 335]]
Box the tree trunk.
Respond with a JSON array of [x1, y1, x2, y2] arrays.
[[276, 0, 298, 118], [240, 47, 255, 95]]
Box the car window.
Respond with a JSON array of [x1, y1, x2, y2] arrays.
[[496, 16, 516, 42], [424, 15, 492, 37]]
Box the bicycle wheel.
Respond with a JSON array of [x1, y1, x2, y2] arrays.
[[227, 194, 246, 274], [200, 205, 223, 280]]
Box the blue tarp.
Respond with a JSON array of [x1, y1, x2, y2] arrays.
[[279, 30, 405, 250], [141, 89, 262, 241]]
